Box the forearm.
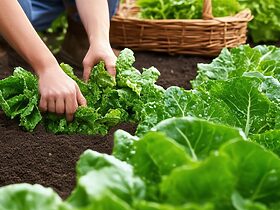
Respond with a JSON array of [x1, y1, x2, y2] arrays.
[[76, 0, 110, 45], [0, 0, 57, 75]]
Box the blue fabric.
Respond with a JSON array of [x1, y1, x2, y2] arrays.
[[18, 0, 32, 21], [108, 0, 119, 19], [18, 0, 119, 31]]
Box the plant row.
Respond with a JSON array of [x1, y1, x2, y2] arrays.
[[0, 45, 280, 209]]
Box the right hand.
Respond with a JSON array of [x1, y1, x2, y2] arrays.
[[38, 65, 87, 121]]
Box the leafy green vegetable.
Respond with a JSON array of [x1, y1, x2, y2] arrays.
[[192, 45, 280, 88], [2, 43, 280, 210], [66, 150, 145, 210], [113, 117, 246, 205], [136, 86, 238, 135], [132, 131, 192, 183], [0, 184, 62, 210], [221, 140, 280, 205], [0, 49, 162, 135], [137, 0, 241, 19], [67, 168, 140, 210], [2, 114, 280, 209], [113, 129, 139, 162], [137, 0, 201, 20], [39, 13, 68, 54], [57, 116, 280, 209], [212, 0, 241, 17], [161, 155, 235, 208], [76, 149, 132, 179], [238, 0, 280, 42], [0, 67, 41, 131], [6, 45, 279, 140], [137, 0, 280, 42], [116, 49, 161, 97], [250, 130, 280, 156], [153, 117, 246, 160], [231, 192, 268, 210], [135, 201, 214, 210], [138, 76, 279, 138], [200, 77, 278, 136]]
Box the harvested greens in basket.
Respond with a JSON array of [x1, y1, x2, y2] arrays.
[[137, 0, 241, 19]]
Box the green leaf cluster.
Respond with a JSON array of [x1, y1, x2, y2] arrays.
[[2, 117, 280, 209], [1, 45, 280, 209], [137, 77, 279, 138], [0, 184, 62, 210], [0, 49, 161, 135], [0, 68, 41, 131], [137, 45, 280, 158], [137, 0, 241, 19], [191, 44, 280, 156], [193, 45, 280, 87], [237, 0, 280, 42], [64, 117, 280, 209]]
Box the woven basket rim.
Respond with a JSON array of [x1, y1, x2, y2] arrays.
[[113, 8, 253, 23], [110, 1, 254, 56]]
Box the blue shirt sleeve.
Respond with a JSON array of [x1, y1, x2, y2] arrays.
[[18, 0, 65, 31], [18, 0, 33, 21], [18, 0, 119, 31]]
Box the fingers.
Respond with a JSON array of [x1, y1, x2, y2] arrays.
[[39, 96, 48, 112], [65, 91, 78, 122], [83, 48, 117, 80], [39, 86, 82, 122], [55, 97, 65, 115], [104, 53, 117, 77], [83, 65, 91, 82], [76, 84, 87, 106], [38, 67, 83, 122], [83, 57, 94, 82], [40, 94, 65, 115], [47, 99, 56, 113], [105, 62, 116, 77]]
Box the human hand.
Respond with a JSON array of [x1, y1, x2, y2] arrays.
[[38, 64, 87, 121], [82, 42, 117, 82]]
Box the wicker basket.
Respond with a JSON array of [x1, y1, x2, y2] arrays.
[[110, 0, 253, 56]]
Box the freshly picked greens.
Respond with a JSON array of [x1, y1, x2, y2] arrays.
[[137, 0, 280, 43], [137, 0, 241, 19], [137, 0, 202, 20]]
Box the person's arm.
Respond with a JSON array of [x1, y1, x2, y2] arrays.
[[76, 0, 117, 81], [0, 0, 86, 121]]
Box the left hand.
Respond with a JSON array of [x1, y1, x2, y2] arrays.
[[82, 42, 117, 82]]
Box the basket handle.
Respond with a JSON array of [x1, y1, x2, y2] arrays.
[[202, 0, 214, 20]]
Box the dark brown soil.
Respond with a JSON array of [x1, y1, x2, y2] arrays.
[[0, 44, 211, 199]]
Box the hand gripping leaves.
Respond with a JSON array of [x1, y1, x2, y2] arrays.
[[0, 49, 161, 135]]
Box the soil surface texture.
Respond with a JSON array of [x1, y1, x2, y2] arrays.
[[0, 44, 211, 199]]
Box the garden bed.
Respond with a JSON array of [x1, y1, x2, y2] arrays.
[[0, 50, 211, 199]]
